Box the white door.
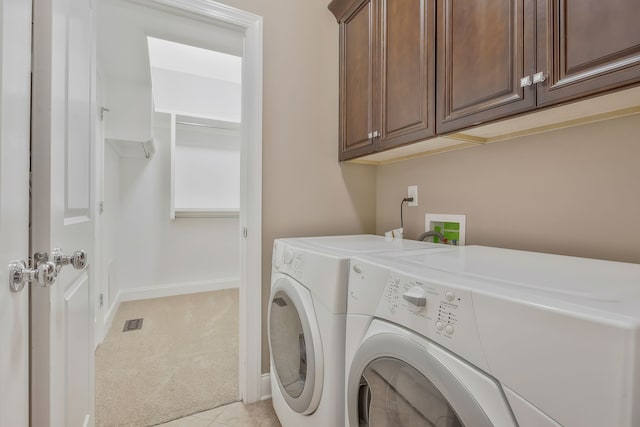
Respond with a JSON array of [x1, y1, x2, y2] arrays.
[[31, 0, 96, 425], [0, 0, 33, 424]]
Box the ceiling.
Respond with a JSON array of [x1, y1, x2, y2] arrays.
[[97, 0, 244, 87], [147, 37, 241, 84], [97, 0, 245, 136]]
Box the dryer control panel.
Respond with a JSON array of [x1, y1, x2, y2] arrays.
[[349, 259, 489, 372], [272, 241, 306, 279]]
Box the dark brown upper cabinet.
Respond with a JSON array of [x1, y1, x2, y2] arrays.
[[330, 0, 436, 161], [336, 0, 376, 159], [536, 0, 640, 107], [438, 0, 640, 134], [437, 0, 536, 134]]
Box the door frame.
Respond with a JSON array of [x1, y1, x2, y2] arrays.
[[0, 0, 32, 424], [97, 0, 264, 403]]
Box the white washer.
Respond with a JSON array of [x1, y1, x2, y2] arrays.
[[345, 246, 640, 427], [268, 235, 442, 427]]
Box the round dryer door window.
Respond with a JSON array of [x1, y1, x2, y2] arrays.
[[268, 277, 323, 414]]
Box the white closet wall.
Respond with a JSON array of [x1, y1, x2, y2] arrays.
[[113, 116, 240, 300]]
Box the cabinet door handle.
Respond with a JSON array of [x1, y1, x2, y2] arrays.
[[520, 75, 533, 87], [533, 72, 546, 84], [373, 131, 380, 138]]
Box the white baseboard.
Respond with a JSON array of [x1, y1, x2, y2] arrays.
[[117, 278, 240, 302], [260, 373, 272, 400], [103, 294, 121, 340], [102, 278, 240, 338]]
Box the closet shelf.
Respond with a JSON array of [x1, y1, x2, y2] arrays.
[[107, 138, 156, 159], [174, 208, 240, 218]]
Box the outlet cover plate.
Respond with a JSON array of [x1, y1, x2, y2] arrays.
[[408, 186, 418, 207]]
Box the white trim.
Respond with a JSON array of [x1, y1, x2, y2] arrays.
[[170, 112, 177, 219], [118, 278, 240, 301], [103, 294, 121, 339], [94, 71, 106, 349], [260, 373, 272, 400], [238, 5, 263, 406], [103, 278, 240, 336], [137, 0, 262, 27]]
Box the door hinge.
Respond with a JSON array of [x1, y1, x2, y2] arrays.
[[99, 293, 104, 308], [99, 201, 104, 214], [242, 227, 248, 238]]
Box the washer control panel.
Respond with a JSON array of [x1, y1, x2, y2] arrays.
[[376, 271, 474, 347], [349, 259, 489, 371]]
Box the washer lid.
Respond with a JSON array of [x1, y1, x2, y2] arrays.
[[268, 276, 323, 414]]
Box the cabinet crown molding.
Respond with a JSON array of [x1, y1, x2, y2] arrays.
[[328, 0, 364, 21]]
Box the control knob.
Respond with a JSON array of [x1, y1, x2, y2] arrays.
[[283, 248, 294, 265], [402, 286, 427, 312]]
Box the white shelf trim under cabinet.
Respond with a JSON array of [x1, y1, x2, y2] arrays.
[[349, 85, 640, 165]]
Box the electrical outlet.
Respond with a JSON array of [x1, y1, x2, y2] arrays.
[[407, 185, 418, 207]]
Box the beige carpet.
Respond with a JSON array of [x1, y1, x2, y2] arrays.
[[96, 289, 239, 426]]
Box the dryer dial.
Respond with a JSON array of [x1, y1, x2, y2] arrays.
[[283, 248, 294, 265]]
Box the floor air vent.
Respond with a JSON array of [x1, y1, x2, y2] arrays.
[[123, 318, 143, 332]]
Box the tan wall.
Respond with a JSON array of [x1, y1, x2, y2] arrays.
[[215, 0, 377, 373], [377, 114, 640, 265], [215, 0, 640, 377]]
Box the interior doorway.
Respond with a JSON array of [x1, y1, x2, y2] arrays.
[[93, 0, 263, 424]]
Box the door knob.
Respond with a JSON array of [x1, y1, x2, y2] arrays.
[[52, 248, 87, 270], [9, 260, 58, 292]]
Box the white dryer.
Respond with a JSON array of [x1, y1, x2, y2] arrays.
[[345, 246, 640, 427], [268, 235, 441, 427]]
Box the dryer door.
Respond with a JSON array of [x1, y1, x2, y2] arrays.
[[268, 275, 323, 414], [347, 320, 516, 427]]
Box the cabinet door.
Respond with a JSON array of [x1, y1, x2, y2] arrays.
[[537, 0, 640, 107], [339, 0, 377, 161], [437, 0, 536, 134], [376, 0, 435, 151]]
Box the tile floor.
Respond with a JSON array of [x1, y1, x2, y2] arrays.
[[156, 399, 281, 427]]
